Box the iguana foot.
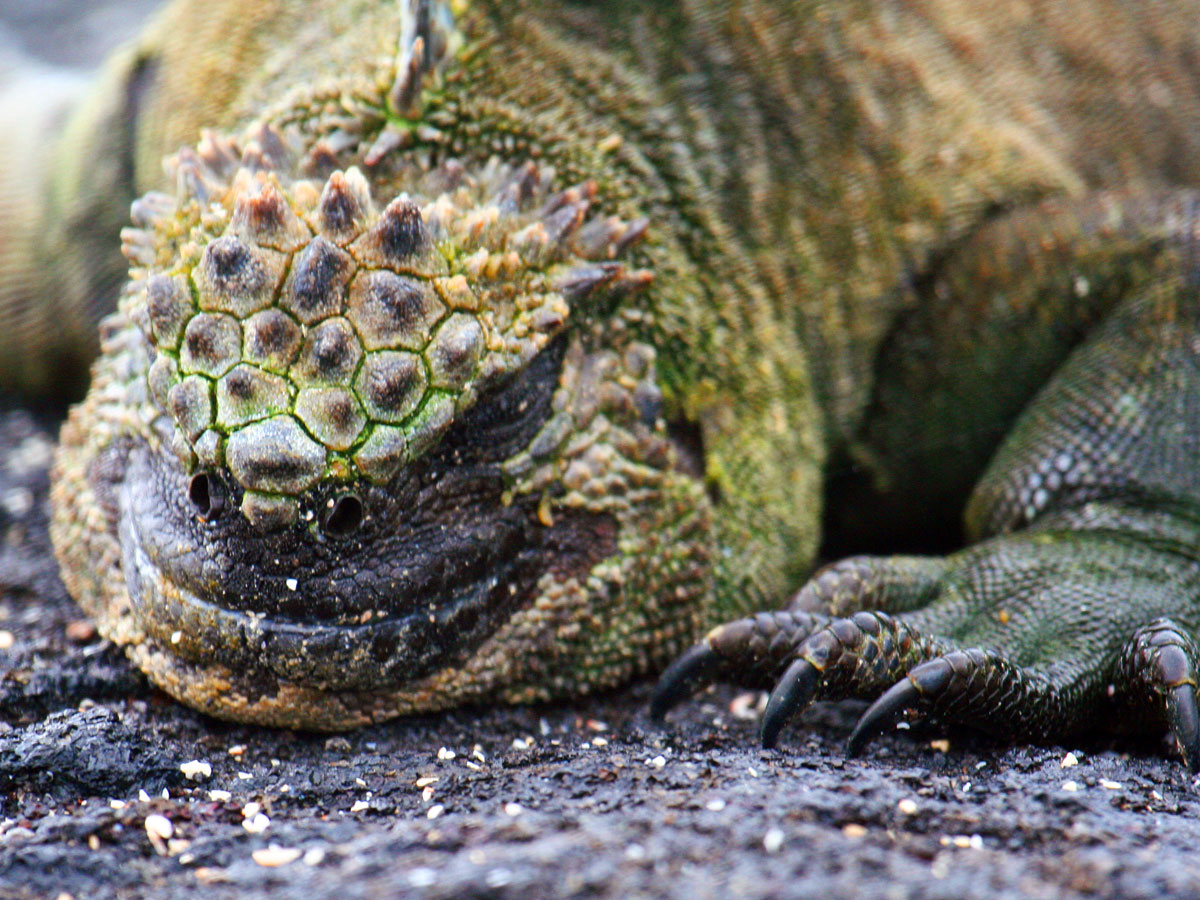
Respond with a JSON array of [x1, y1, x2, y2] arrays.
[[659, 273, 1200, 771], [653, 539, 1200, 772], [649, 609, 831, 718], [845, 618, 1200, 771]]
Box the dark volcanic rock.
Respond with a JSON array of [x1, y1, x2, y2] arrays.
[[0, 707, 184, 798], [5, 403, 1200, 900]]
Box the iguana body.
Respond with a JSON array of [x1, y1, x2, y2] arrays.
[[10, 0, 1200, 765]]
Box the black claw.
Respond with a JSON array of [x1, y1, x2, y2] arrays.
[[1168, 683, 1200, 773], [760, 659, 820, 749], [650, 642, 724, 721], [846, 677, 922, 757]]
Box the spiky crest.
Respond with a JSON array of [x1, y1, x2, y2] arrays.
[[119, 114, 652, 528]]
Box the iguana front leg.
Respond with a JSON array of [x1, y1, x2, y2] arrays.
[[655, 198, 1200, 770]]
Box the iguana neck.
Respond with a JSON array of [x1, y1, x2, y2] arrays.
[[438, 0, 826, 596]]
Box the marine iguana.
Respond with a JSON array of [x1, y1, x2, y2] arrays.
[[7, 0, 1200, 768]]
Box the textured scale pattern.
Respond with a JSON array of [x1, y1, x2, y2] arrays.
[[121, 125, 650, 529], [16, 0, 1200, 767]]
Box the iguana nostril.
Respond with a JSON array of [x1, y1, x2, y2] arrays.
[[322, 494, 364, 538], [188, 472, 226, 521]]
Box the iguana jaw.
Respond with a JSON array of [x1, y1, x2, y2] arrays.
[[110, 334, 622, 701], [116, 449, 543, 693]]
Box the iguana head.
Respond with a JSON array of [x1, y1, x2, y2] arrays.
[[52, 0, 825, 728], [80, 69, 712, 725]]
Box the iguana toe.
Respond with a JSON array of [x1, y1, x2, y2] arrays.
[[1118, 619, 1200, 772], [650, 609, 835, 719], [845, 676, 922, 757], [759, 658, 820, 749], [649, 643, 726, 722]]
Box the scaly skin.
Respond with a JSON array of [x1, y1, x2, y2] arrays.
[[11, 0, 1200, 766]]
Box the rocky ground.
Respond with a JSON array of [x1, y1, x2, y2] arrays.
[[5, 414, 1200, 900], [5, 4, 1200, 898]]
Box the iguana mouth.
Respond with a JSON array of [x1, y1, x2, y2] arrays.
[[116, 457, 540, 692], [110, 336, 615, 694]]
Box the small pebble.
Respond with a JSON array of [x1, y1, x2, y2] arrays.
[[730, 692, 766, 720], [437, 747, 456, 761], [0, 631, 14, 651], [503, 802, 523, 817], [928, 739, 950, 753], [763, 828, 785, 854], [1100, 779, 1123, 790], [427, 804, 445, 819], [243, 813, 271, 834], [64, 620, 96, 643], [208, 790, 232, 802], [410, 868, 438, 888], [144, 815, 173, 840], [1061, 780, 1081, 792], [842, 824, 867, 838], [350, 800, 370, 812], [179, 760, 212, 781], [303, 848, 327, 866], [705, 798, 726, 812], [898, 799, 918, 815], [940, 834, 984, 849], [252, 846, 301, 867], [1061, 752, 1079, 768], [648, 755, 667, 770]]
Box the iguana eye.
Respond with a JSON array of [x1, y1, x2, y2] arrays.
[[188, 472, 227, 521], [322, 493, 364, 539]]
